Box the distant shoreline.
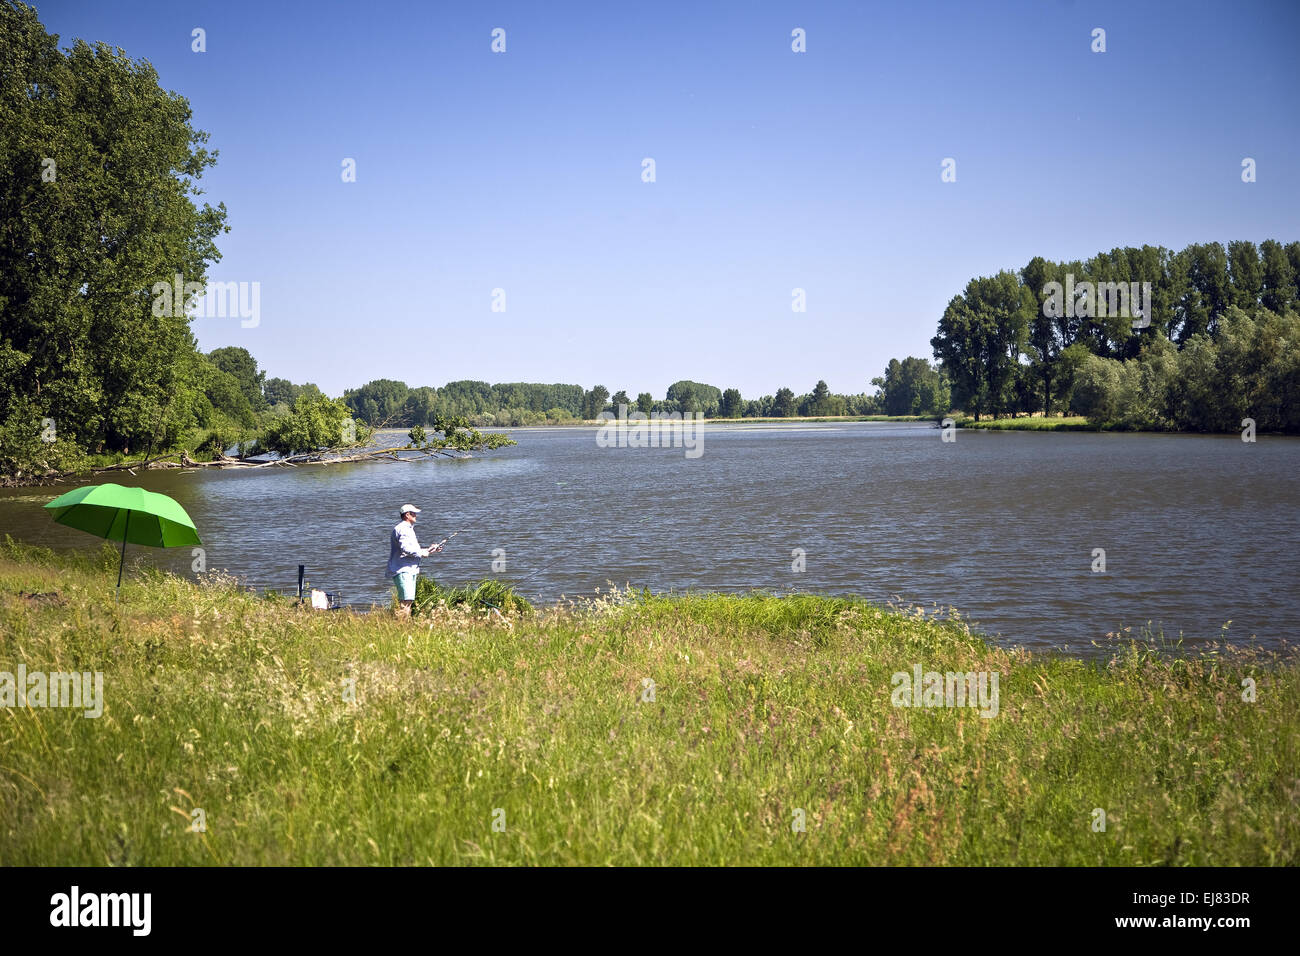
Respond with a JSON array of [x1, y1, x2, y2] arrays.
[[437, 414, 938, 429]]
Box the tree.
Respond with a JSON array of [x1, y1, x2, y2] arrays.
[[1022, 256, 1071, 414], [259, 390, 354, 456], [0, 1, 228, 466], [200, 363, 256, 429], [635, 392, 654, 414], [263, 377, 300, 409], [404, 385, 436, 425], [207, 347, 267, 412], [1288, 242, 1300, 295], [772, 387, 796, 417], [801, 380, 833, 416], [1227, 240, 1263, 312], [931, 272, 1032, 420], [666, 380, 720, 415], [718, 388, 743, 418], [1260, 240, 1296, 315], [343, 379, 409, 425], [609, 390, 630, 412], [871, 357, 947, 416], [427, 414, 515, 453], [581, 385, 609, 420], [1173, 242, 1231, 342]]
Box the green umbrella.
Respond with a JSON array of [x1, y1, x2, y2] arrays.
[[44, 482, 203, 596]]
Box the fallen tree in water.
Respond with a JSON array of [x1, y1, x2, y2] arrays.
[[180, 416, 516, 468], [4, 417, 516, 485]]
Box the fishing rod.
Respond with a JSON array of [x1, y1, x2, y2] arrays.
[[426, 529, 467, 552]]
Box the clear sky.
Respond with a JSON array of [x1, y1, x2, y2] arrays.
[[34, 0, 1300, 399]]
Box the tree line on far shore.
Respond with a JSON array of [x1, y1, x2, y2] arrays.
[[336, 365, 949, 429], [74, 352, 948, 462]]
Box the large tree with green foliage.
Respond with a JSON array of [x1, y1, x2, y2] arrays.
[[666, 380, 720, 416], [207, 347, 267, 413], [581, 385, 609, 420], [871, 357, 949, 416], [0, 1, 227, 469], [262, 377, 301, 410], [931, 272, 1032, 419], [343, 378, 410, 425], [258, 390, 357, 456], [1259, 240, 1296, 315], [718, 388, 743, 418]]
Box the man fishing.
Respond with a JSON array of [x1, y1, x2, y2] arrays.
[[388, 504, 442, 618]]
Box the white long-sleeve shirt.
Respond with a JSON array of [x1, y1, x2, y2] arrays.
[[387, 521, 424, 576]]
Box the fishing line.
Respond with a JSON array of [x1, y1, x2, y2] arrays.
[[505, 512, 662, 591]]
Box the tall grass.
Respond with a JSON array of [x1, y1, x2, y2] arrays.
[[413, 576, 532, 617], [0, 538, 1294, 865], [956, 416, 1095, 431]]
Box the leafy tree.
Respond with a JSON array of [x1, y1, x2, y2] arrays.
[[404, 385, 437, 425], [1173, 242, 1231, 342], [666, 380, 720, 415], [871, 357, 947, 416], [610, 390, 630, 412], [343, 378, 409, 425], [428, 415, 516, 452], [718, 388, 743, 418], [436, 380, 494, 418], [263, 377, 301, 409], [581, 385, 609, 420], [1288, 243, 1300, 294], [635, 392, 654, 414], [1228, 241, 1263, 312], [207, 347, 267, 412], [0, 1, 227, 465], [843, 391, 882, 416], [772, 387, 796, 417], [799, 380, 833, 416], [199, 363, 256, 430], [490, 383, 583, 416], [0, 393, 87, 476], [1021, 256, 1066, 414], [669, 382, 695, 413], [1054, 342, 1094, 414], [258, 391, 353, 456], [931, 272, 1032, 420], [1260, 240, 1296, 315]]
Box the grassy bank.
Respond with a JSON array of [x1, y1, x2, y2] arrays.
[[701, 415, 933, 425], [955, 416, 1094, 431], [1, 538, 1295, 865]]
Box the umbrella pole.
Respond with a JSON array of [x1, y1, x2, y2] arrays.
[[116, 510, 131, 600]]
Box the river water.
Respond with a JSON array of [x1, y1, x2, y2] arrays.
[[3, 422, 1297, 655]]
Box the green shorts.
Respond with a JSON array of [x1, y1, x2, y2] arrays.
[[392, 569, 418, 602]]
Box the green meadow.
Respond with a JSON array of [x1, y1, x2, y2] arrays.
[[1, 537, 1295, 865], [955, 416, 1094, 431]]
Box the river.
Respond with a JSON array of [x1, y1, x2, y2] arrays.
[[2, 422, 1296, 655]]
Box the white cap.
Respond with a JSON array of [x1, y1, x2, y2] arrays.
[[399, 504, 421, 516]]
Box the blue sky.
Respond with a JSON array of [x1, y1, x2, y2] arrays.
[[35, 0, 1300, 399]]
